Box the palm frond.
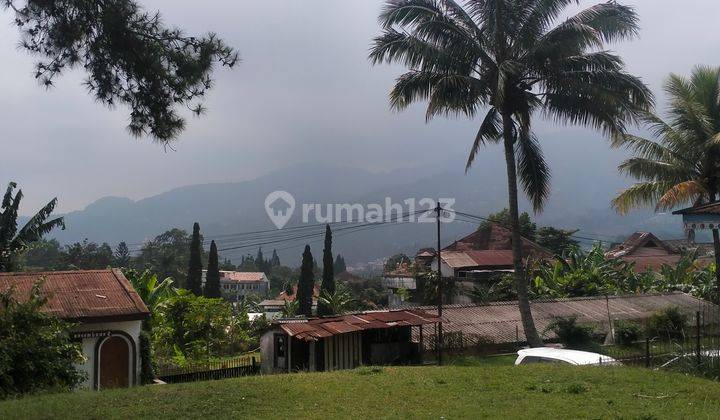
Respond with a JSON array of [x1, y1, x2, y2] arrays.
[[617, 157, 694, 184], [568, 2, 640, 43], [656, 181, 706, 211], [611, 182, 668, 215], [466, 107, 502, 172], [515, 130, 551, 212]]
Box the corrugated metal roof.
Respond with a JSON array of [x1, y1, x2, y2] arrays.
[[414, 293, 715, 345], [0, 269, 149, 322], [441, 251, 478, 268], [464, 250, 515, 266], [674, 202, 720, 215], [275, 309, 438, 342]]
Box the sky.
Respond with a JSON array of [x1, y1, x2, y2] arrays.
[[3, 0, 720, 215]]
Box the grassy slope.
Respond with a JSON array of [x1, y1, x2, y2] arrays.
[[1, 365, 718, 419]]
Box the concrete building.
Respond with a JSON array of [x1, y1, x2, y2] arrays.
[[201, 270, 269, 302]]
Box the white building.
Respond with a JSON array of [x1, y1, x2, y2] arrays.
[[0, 269, 149, 390], [201, 270, 269, 302]]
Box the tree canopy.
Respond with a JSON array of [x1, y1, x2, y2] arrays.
[[2, 0, 237, 142]]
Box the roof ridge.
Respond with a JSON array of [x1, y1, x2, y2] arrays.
[[0, 268, 114, 276]]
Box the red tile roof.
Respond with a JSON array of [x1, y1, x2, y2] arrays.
[[276, 284, 321, 302], [0, 269, 149, 322], [606, 232, 677, 258], [277, 309, 438, 341], [444, 223, 552, 258]]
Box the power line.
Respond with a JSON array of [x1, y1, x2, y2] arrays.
[[216, 210, 425, 253]]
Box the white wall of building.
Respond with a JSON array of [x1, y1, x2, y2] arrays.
[[72, 319, 143, 390]]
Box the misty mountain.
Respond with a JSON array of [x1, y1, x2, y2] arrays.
[[45, 153, 687, 266]]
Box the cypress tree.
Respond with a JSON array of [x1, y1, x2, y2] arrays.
[[256, 247, 265, 272], [298, 245, 315, 317], [205, 240, 222, 298], [317, 225, 335, 316], [334, 255, 347, 274], [187, 222, 203, 295], [270, 249, 281, 267]]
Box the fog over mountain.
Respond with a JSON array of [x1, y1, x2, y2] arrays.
[[6, 0, 717, 265], [46, 148, 683, 265]]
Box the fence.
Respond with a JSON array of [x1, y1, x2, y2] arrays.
[[603, 304, 720, 374], [157, 355, 260, 384], [415, 294, 720, 373]]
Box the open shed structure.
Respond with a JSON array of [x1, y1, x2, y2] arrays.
[[260, 309, 438, 373]]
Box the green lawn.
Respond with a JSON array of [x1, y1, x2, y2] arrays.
[[2, 365, 718, 419]]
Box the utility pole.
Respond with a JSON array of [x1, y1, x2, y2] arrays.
[[435, 201, 444, 366]]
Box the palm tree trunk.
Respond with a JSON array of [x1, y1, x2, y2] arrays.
[[501, 113, 543, 347], [713, 229, 720, 303]]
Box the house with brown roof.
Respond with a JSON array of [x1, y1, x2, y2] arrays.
[[606, 232, 712, 273], [260, 309, 438, 373], [258, 284, 321, 319], [0, 269, 149, 390], [431, 223, 552, 280], [201, 270, 269, 302]]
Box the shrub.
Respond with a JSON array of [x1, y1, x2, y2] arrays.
[[139, 330, 155, 385], [0, 282, 85, 398], [614, 320, 643, 346], [646, 307, 688, 341], [545, 316, 596, 350]]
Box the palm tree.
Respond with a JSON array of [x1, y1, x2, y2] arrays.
[[125, 269, 178, 314], [0, 182, 65, 271], [317, 286, 354, 316], [612, 66, 720, 293], [280, 300, 299, 318], [370, 0, 651, 345]]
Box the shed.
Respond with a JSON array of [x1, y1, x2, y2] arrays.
[[260, 309, 438, 373], [0, 269, 149, 390]]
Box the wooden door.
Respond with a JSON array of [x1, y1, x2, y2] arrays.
[[99, 336, 130, 389]]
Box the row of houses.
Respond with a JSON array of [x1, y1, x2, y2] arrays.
[[382, 221, 716, 307]]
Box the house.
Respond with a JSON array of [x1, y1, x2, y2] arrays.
[[258, 284, 320, 319], [606, 232, 712, 273], [431, 223, 552, 280], [0, 269, 149, 390], [201, 270, 269, 302], [260, 309, 438, 373], [382, 262, 417, 291], [382, 262, 419, 308], [413, 292, 717, 351]]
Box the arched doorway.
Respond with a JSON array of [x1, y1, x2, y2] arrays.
[[99, 335, 130, 389]]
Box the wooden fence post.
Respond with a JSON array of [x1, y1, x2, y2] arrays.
[[645, 337, 650, 368], [696, 311, 702, 366]]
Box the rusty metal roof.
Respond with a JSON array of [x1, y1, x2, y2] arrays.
[[277, 309, 438, 341], [0, 269, 149, 322], [414, 293, 715, 345]]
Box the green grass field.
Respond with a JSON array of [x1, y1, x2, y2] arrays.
[[2, 364, 719, 419]]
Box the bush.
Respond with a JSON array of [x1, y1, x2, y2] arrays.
[[0, 282, 85, 398], [139, 329, 155, 385], [545, 316, 597, 350], [614, 320, 643, 346], [646, 307, 688, 341]]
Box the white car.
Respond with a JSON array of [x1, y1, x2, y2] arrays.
[[515, 347, 620, 366]]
